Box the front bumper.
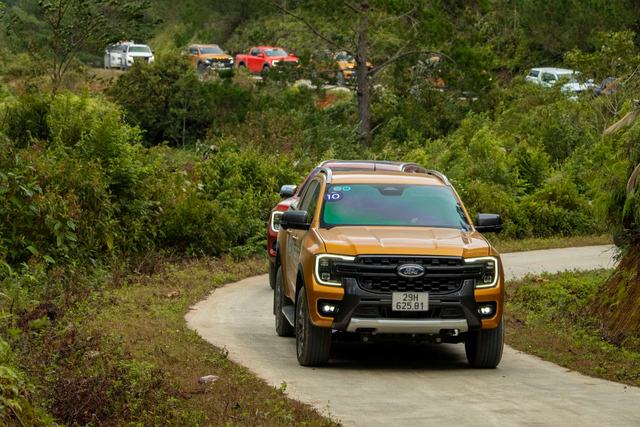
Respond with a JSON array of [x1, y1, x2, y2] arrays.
[[205, 61, 234, 69], [330, 277, 486, 335]]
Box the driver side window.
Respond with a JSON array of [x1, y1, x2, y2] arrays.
[[298, 180, 321, 222]]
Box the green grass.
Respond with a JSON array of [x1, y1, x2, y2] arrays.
[[491, 235, 613, 254], [505, 269, 640, 386], [10, 257, 338, 427]]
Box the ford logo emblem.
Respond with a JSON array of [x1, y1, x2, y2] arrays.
[[397, 264, 425, 278]]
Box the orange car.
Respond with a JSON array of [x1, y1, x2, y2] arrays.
[[275, 167, 504, 367], [186, 44, 234, 74], [314, 51, 372, 85]]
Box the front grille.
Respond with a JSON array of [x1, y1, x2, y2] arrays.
[[334, 256, 483, 295], [360, 277, 460, 293]]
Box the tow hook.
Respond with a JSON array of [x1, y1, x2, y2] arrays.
[[441, 329, 460, 337]]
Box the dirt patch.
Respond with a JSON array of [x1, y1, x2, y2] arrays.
[[317, 91, 351, 109]]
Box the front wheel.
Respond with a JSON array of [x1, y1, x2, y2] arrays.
[[198, 62, 205, 75], [262, 64, 271, 74], [465, 319, 504, 369], [337, 71, 346, 86], [296, 287, 331, 366]]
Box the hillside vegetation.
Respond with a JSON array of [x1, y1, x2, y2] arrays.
[[2, 1, 640, 425]]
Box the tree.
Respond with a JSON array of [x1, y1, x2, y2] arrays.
[[274, 1, 443, 147], [1, 0, 155, 94]]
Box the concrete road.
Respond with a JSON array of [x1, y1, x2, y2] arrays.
[[186, 245, 639, 426]]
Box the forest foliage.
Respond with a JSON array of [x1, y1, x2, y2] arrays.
[[2, 0, 640, 424]]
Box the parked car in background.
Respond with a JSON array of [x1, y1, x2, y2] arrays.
[[186, 44, 234, 74], [526, 67, 594, 93], [267, 160, 428, 289], [104, 43, 126, 70], [314, 51, 372, 86], [236, 47, 299, 73], [122, 43, 155, 70]]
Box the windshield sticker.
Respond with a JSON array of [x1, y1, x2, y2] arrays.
[[324, 192, 344, 202], [342, 186, 351, 191]]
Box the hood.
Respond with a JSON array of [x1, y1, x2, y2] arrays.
[[317, 226, 490, 258], [273, 196, 298, 212], [128, 52, 153, 58], [271, 56, 298, 61], [562, 82, 592, 92], [339, 61, 371, 70]]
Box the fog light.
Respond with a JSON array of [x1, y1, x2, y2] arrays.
[[483, 275, 493, 284], [479, 306, 493, 316], [322, 304, 336, 313], [321, 272, 331, 281]]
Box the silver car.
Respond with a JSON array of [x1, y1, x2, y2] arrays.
[[526, 67, 594, 93], [104, 44, 125, 70], [122, 44, 155, 70]]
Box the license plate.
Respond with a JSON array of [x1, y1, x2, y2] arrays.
[[392, 292, 429, 311]]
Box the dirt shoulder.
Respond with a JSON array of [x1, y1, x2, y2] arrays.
[[505, 269, 640, 387], [16, 257, 337, 426]]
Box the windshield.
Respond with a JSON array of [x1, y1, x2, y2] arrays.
[[335, 52, 354, 62], [200, 46, 224, 54], [321, 184, 471, 230], [265, 48, 289, 57], [129, 46, 151, 53]]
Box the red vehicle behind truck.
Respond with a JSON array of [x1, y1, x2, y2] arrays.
[[236, 46, 299, 73], [267, 160, 429, 289]]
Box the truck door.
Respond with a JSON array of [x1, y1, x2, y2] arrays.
[[286, 179, 321, 293], [249, 48, 263, 72], [189, 46, 199, 66]]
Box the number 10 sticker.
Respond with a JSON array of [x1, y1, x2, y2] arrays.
[[324, 192, 343, 202]]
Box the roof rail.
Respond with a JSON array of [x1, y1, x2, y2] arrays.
[[318, 167, 333, 184], [424, 169, 451, 186]]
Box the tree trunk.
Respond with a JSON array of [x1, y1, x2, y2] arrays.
[[356, 0, 371, 148]]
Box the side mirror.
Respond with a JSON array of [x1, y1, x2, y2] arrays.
[[280, 185, 297, 198], [152, 50, 156, 54], [280, 210, 310, 231], [588, 78, 594, 84], [289, 53, 295, 57], [475, 214, 503, 234], [257, 53, 264, 58]]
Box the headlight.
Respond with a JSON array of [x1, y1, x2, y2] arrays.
[[270, 211, 283, 233], [205, 58, 212, 63], [272, 60, 280, 66], [314, 254, 355, 286], [464, 256, 499, 288]]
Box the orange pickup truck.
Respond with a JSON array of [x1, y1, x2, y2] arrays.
[[236, 46, 299, 73]]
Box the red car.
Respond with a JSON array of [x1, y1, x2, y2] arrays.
[[267, 160, 429, 288], [236, 46, 299, 73]]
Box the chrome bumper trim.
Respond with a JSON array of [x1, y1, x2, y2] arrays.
[[345, 318, 469, 334]]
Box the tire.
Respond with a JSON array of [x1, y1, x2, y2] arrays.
[[465, 319, 504, 369], [274, 267, 294, 337], [198, 62, 205, 75], [263, 64, 271, 74], [269, 261, 276, 289], [337, 71, 346, 86], [238, 62, 247, 69], [296, 287, 331, 366]]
